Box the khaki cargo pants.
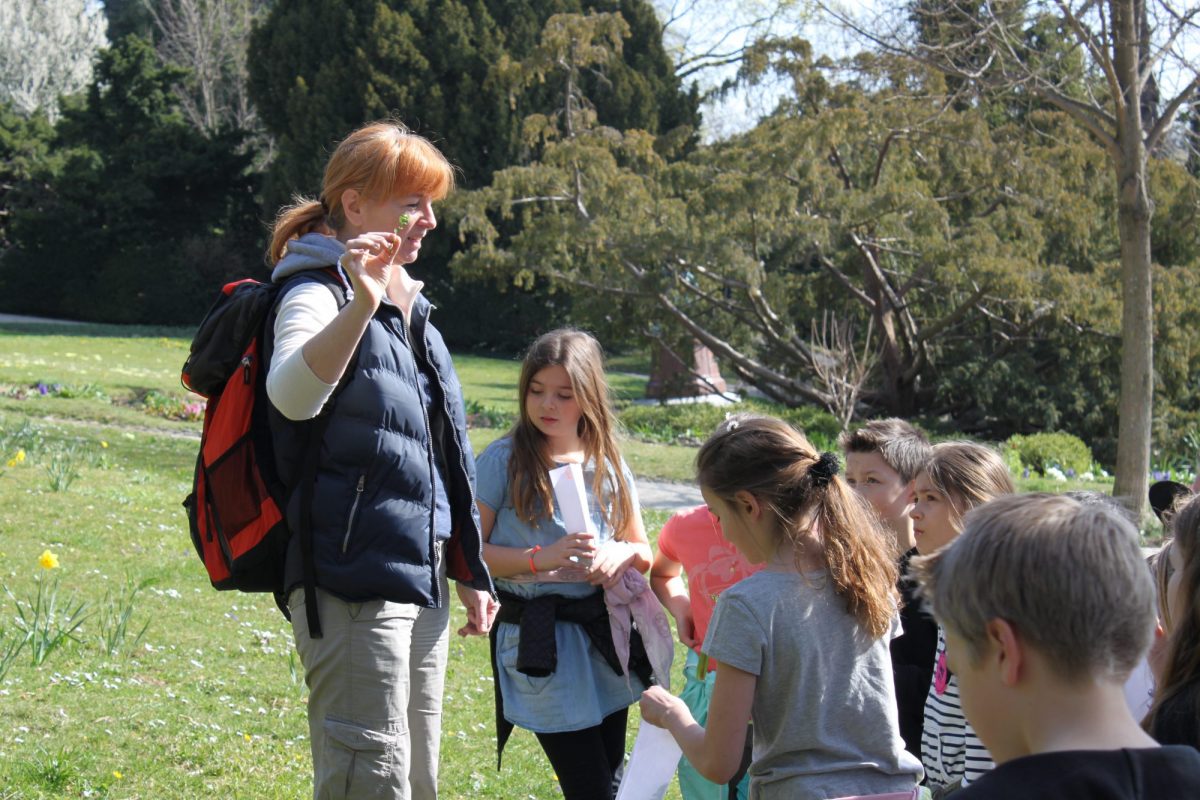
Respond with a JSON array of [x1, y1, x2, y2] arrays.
[[289, 556, 449, 800]]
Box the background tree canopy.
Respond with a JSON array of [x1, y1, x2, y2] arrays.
[[0, 1, 1197, 469]]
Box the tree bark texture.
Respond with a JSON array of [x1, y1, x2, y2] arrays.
[[1110, 0, 1154, 518]]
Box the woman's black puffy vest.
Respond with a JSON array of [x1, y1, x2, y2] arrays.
[[270, 289, 492, 606]]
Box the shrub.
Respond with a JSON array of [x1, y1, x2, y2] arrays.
[[620, 403, 728, 445], [140, 390, 205, 421], [619, 401, 841, 448], [999, 441, 1023, 476], [771, 405, 842, 452], [1005, 432, 1094, 477], [463, 399, 516, 430]]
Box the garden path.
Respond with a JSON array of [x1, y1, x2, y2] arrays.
[[636, 478, 703, 511]]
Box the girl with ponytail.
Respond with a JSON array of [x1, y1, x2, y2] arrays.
[[640, 414, 923, 800]]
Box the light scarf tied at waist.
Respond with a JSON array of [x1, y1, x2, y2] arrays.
[[605, 568, 674, 691]]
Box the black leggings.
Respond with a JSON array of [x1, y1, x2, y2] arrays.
[[534, 708, 628, 800]]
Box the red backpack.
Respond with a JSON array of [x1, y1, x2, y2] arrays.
[[182, 269, 348, 634]]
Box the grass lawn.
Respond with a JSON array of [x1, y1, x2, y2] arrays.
[[0, 321, 1145, 798], [0, 322, 691, 799]]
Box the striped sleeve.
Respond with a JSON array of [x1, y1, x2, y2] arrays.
[[921, 627, 994, 787]]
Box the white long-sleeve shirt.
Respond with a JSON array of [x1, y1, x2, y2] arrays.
[[264, 268, 427, 421], [265, 282, 341, 421]]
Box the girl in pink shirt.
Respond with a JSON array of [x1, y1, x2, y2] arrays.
[[651, 504, 761, 799]]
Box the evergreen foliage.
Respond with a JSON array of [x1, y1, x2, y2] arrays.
[[0, 36, 261, 324], [452, 32, 1200, 459], [246, 0, 698, 350], [247, 0, 698, 202]]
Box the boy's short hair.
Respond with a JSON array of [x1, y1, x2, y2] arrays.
[[912, 493, 1155, 684], [838, 418, 932, 483]]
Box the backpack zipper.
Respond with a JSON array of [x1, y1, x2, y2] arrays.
[[241, 354, 252, 385], [341, 474, 366, 554]]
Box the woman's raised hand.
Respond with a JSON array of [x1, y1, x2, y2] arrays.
[[534, 532, 597, 572], [339, 232, 402, 309]]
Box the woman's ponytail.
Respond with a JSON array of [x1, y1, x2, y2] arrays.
[[268, 197, 328, 265]]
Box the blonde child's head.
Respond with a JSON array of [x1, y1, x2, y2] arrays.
[[697, 414, 898, 638], [1153, 539, 1176, 633], [914, 493, 1155, 683], [507, 329, 633, 537], [910, 441, 1015, 554]]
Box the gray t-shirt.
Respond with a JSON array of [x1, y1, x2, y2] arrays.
[[704, 569, 924, 800]]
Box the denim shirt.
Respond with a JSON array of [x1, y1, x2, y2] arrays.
[[476, 436, 645, 732]]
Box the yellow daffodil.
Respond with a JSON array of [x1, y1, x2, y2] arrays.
[[38, 549, 59, 570]]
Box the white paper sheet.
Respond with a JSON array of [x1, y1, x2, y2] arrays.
[[615, 720, 682, 800], [549, 462, 597, 535]]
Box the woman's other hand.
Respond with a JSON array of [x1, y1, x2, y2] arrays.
[[455, 583, 499, 637]]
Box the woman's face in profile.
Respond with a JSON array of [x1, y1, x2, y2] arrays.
[[356, 193, 438, 264]]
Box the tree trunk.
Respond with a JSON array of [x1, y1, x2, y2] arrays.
[[861, 251, 914, 415], [1112, 159, 1154, 519], [1110, 0, 1154, 519]]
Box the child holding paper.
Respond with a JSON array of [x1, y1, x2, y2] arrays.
[[641, 415, 923, 800], [650, 505, 760, 799], [475, 328, 652, 800]]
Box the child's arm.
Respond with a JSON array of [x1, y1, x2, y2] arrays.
[[476, 501, 598, 578], [639, 665, 755, 784], [586, 511, 652, 588], [649, 550, 697, 649]]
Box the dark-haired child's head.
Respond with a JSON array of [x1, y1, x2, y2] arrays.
[[840, 419, 932, 550]]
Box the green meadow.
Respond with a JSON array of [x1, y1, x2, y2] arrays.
[[0, 321, 1129, 799], [0, 322, 692, 799]]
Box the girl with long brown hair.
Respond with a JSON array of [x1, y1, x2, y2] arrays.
[[909, 441, 1015, 795], [474, 328, 652, 800], [640, 414, 922, 800], [1144, 494, 1200, 747]]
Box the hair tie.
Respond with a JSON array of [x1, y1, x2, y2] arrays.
[[319, 197, 329, 215], [809, 451, 840, 487]]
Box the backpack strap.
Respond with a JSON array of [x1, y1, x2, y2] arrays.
[[268, 267, 353, 639]]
